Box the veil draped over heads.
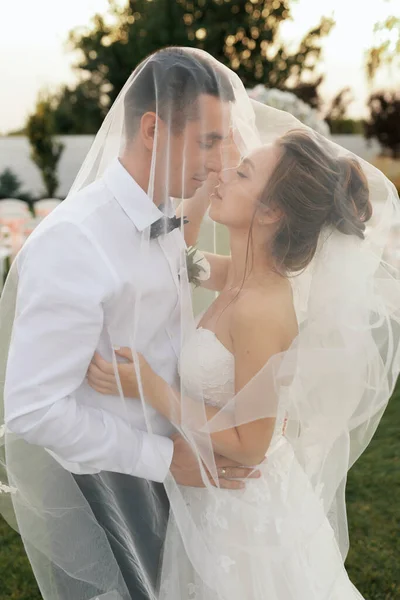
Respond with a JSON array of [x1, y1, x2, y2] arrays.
[[1, 47, 400, 600]]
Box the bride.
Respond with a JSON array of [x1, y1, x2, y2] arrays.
[[87, 128, 376, 599]]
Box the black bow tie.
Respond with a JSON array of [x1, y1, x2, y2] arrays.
[[150, 215, 188, 239]]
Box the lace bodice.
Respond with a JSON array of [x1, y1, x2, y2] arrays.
[[179, 327, 288, 437], [179, 328, 235, 409]]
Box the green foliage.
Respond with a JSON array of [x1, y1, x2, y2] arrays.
[[26, 96, 64, 197], [324, 87, 363, 135], [51, 81, 107, 135], [289, 77, 323, 110], [328, 119, 363, 135], [366, 16, 400, 81], [6, 128, 27, 137], [345, 385, 400, 599], [325, 87, 352, 120], [364, 91, 400, 159], [48, 0, 333, 133], [0, 169, 34, 204], [0, 518, 42, 599], [186, 246, 207, 287]]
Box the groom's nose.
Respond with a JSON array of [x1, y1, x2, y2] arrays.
[[205, 147, 223, 174], [205, 158, 222, 175]]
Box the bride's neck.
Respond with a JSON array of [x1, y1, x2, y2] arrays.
[[227, 228, 277, 288]]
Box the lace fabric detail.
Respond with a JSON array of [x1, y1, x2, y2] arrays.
[[179, 328, 235, 408], [179, 327, 288, 435]]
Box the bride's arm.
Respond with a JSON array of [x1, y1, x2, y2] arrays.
[[88, 354, 255, 464], [177, 178, 213, 249], [178, 126, 243, 292], [140, 300, 284, 465], [178, 180, 230, 292], [88, 299, 286, 466]]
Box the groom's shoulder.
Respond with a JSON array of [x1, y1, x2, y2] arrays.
[[19, 180, 114, 255], [59, 179, 114, 225], [27, 179, 119, 241]]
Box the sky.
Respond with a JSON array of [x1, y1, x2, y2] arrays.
[[0, 0, 398, 134]]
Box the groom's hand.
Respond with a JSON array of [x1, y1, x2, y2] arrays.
[[170, 434, 261, 490]]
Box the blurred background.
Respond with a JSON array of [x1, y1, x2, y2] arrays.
[[0, 1, 399, 598]]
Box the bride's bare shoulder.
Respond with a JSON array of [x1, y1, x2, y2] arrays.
[[231, 280, 298, 350]]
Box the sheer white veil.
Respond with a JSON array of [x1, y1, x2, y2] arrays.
[[1, 47, 400, 600]]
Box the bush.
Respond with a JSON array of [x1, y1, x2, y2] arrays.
[[247, 86, 330, 136], [329, 119, 364, 135], [364, 91, 400, 158], [0, 169, 34, 205], [26, 96, 64, 198]]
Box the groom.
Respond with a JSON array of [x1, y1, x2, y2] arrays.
[[4, 48, 256, 599]]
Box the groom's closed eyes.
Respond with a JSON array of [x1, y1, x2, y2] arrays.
[[198, 132, 226, 150]]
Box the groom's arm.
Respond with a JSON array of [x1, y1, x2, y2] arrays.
[[4, 222, 173, 482]]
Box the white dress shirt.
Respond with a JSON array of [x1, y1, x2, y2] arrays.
[[5, 159, 185, 483]]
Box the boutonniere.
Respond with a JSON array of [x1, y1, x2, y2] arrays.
[[185, 246, 211, 287]]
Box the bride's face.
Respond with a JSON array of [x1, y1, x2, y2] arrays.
[[209, 144, 280, 230]]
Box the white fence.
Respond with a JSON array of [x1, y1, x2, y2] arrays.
[[0, 135, 381, 199]]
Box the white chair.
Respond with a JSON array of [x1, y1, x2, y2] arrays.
[[0, 199, 31, 217], [0, 203, 32, 261], [23, 217, 42, 239], [0, 201, 31, 239], [34, 198, 62, 218], [0, 212, 31, 233]]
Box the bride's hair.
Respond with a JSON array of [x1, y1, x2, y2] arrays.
[[260, 129, 372, 273]]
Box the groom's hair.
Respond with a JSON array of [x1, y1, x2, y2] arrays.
[[123, 47, 234, 139]]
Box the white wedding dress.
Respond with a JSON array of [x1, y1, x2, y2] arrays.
[[158, 328, 364, 600]]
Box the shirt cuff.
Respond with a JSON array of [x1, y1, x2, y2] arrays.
[[132, 432, 174, 483]]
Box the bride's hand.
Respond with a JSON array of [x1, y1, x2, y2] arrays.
[[87, 348, 150, 398]]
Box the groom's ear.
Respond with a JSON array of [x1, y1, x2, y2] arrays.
[[140, 112, 160, 151]]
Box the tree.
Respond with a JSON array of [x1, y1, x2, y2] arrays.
[[48, 0, 333, 132], [364, 14, 400, 155], [52, 80, 107, 134], [0, 169, 34, 204], [323, 87, 363, 134], [364, 91, 400, 159], [325, 87, 353, 122], [26, 95, 65, 197], [289, 76, 323, 110], [366, 15, 400, 81]]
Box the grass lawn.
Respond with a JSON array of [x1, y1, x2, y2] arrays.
[[345, 384, 400, 600], [0, 390, 399, 600]]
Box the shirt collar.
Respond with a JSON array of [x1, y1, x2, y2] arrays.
[[103, 158, 163, 232]]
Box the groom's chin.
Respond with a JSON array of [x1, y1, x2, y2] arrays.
[[175, 181, 203, 200], [190, 179, 208, 196]]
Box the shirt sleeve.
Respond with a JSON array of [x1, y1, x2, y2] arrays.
[[4, 221, 173, 483]]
